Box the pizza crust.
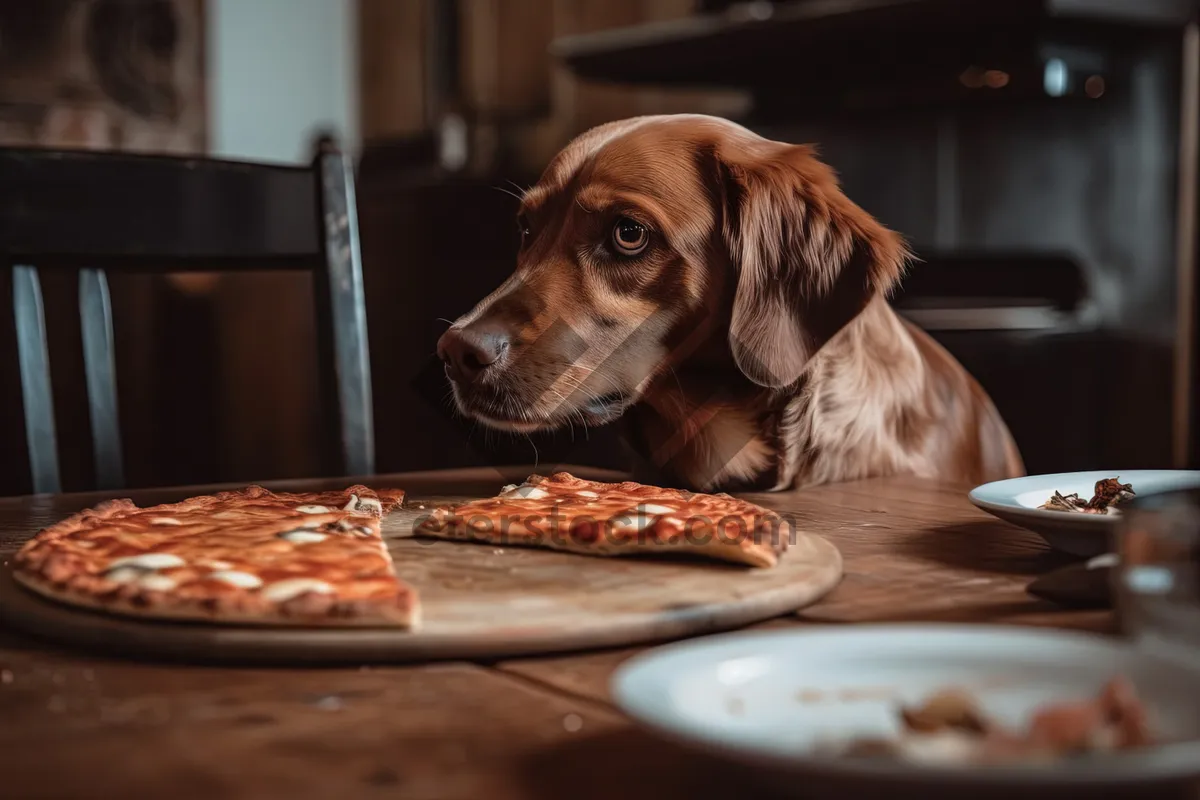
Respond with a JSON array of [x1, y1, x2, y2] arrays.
[[11, 568, 420, 628], [417, 519, 788, 567]]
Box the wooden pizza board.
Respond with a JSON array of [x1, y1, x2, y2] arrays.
[[0, 492, 843, 665]]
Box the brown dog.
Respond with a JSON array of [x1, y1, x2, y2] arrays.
[[437, 114, 1024, 492]]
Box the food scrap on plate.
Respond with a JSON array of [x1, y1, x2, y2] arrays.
[[828, 677, 1153, 766], [1040, 478, 1136, 515]]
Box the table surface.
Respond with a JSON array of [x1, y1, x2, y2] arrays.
[[0, 465, 1122, 799]]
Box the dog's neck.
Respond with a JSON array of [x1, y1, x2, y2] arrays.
[[623, 297, 927, 492], [623, 368, 779, 492]]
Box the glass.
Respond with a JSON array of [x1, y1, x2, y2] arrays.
[[1114, 486, 1200, 667]]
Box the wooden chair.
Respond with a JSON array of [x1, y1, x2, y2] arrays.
[[0, 146, 375, 494]]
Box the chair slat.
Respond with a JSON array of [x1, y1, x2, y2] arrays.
[[316, 151, 375, 478], [12, 266, 61, 494], [79, 269, 125, 490], [0, 149, 320, 269]]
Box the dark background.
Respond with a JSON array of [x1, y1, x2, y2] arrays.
[[2, 0, 1198, 495]]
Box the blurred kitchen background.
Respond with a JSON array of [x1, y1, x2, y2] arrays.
[[1, 0, 1198, 495]]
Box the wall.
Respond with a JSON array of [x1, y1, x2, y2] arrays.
[[207, 0, 359, 163]]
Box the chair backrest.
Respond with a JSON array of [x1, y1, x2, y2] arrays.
[[0, 147, 375, 494]]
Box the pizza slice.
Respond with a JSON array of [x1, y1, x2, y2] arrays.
[[413, 472, 790, 567], [11, 485, 419, 628]]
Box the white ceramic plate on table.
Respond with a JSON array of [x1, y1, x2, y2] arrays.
[[968, 470, 1200, 558], [610, 625, 1200, 798]]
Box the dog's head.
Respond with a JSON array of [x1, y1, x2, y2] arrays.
[[437, 114, 910, 433]]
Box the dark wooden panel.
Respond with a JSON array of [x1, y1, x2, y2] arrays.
[[931, 328, 1174, 473], [358, 0, 429, 140], [461, 0, 555, 119], [1192, 276, 1199, 467], [553, 0, 1194, 89], [356, 167, 629, 477], [148, 282, 223, 489], [105, 273, 160, 493], [753, 113, 940, 247]]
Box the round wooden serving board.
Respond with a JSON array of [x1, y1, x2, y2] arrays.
[[0, 493, 843, 665]]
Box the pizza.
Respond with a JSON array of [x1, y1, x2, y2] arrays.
[[12, 472, 795, 630], [412, 472, 790, 567], [10, 485, 419, 628]]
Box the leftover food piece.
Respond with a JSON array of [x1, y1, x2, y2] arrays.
[[1040, 478, 1135, 515], [826, 676, 1153, 766]]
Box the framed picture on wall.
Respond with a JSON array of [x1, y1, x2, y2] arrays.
[[0, 0, 206, 153]]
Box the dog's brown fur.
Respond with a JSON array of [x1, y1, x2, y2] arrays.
[[439, 114, 1024, 491]]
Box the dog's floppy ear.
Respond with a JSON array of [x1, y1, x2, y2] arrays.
[[714, 139, 910, 389]]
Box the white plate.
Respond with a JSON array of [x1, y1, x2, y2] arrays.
[[968, 470, 1200, 558], [611, 625, 1200, 798]]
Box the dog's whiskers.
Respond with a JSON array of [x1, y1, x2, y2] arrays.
[[492, 185, 523, 202], [524, 433, 540, 467]]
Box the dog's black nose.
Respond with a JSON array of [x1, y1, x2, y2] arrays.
[[437, 324, 510, 384]]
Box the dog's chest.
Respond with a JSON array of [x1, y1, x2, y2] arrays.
[[624, 395, 777, 492]]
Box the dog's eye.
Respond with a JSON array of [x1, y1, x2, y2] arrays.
[[611, 217, 649, 256], [517, 214, 532, 241]]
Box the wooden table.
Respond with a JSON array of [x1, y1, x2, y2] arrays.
[[0, 467, 1123, 799]]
